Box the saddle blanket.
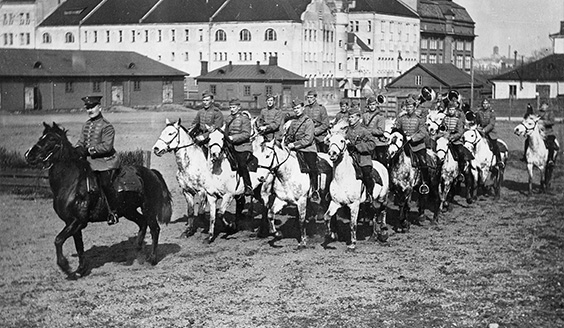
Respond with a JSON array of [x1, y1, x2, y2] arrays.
[[113, 166, 144, 193]]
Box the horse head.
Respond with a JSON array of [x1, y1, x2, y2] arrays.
[[254, 139, 279, 182], [462, 126, 482, 154], [326, 133, 347, 162], [25, 122, 71, 168], [426, 110, 446, 136], [153, 118, 192, 156], [387, 128, 406, 158], [514, 114, 542, 138], [207, 124, 226, 162], [435, 136, 450, 162]]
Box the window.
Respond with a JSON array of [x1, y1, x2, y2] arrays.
[[368, 21, 372, 32], [93, 81, 101, 92], [84, 31, 88, 43], [171, 52, 175, 61], [240, 29, 251, 41], [25, 13, 30, 25], [185, 29, 189, 41], [94, 31, 98, 43], [65, 32, 74, 43], [509, 85, 517, 98], [265, 28, 276, 41], [210, 85, 216, 95], [158, 30, 162, 42], [420, 38, 427, 49], [215, 29, 226, 41], [429, 54, 436, 64], [119, 30, 123, 43], [338, 63, 342, 70], [439, 40, 444, 50], [106, 30, 110, 43], [145, 30, 149, 42], [184, 52, 189, 61], [19, 13, 24, 25], [42, 33, 51, 43], [465, 41, 472, 52], [420, 55, 427, 64], [198, 28, 203, 42], [415, 75, 422, 86], [133, 80, 141, 91], [429, 39, 437, 50], [25, 33, 30, 45], [244, 85, 251, 96], [456, 55, 463, 68], [389, 22, 394, 41], [171, 29, 175, 42], [65, 82, 74, 93], [464, 56, 471, 69], [132, 30, 135, 42], [456, 41, 463, 51], [265, 85, 272, 96]]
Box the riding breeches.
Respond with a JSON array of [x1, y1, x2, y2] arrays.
[[361, 166, 374, 196], [234, 151, 253, 188], [372, 146, 388, 166], [95, 170, 117, 209]]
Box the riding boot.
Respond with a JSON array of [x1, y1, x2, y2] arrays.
[[361, 166, 374, 203], [457, 160, 466, 182], [98, 170, 118, 225], [309, 171, 320, 204], [491, 139, 504, 169], [548, 149, 555, 166], [419, 166, 430, 195]]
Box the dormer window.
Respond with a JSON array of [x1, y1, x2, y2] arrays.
[[33, 61, 42, 69], [128, 62, 135, 69]]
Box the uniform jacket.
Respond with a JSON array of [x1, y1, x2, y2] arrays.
[[191, 104, 224, 138], [439, 113, 464, 145], [285, 114, 317, 153], [304, 102, 329, 143], [396, 113, 428, 152], [475, 108, 497, 139], [362, 110, 387, 146], [258, 107, 283, 141], [346, 121, 376, 166], [540, 110, 556, 136], [334, 111, 350, 123], [225, 112, 252, 152], [76, 114, 119, 171]]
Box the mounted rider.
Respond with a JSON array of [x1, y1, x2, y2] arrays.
[[304, 90, 330, 153], [346, 106, 377, 203], [395, 95, 431, 194], [539, 101, 559, 166], [190, 91, 224, 148], [362, 96, 388, 166], [256, 94, 283, 142], [224, 99, 253, 196], [330, 99, 350, 126], [475, 98, 504, 169], [285, 99, 321, 204], [438, 100, 474, 181], [74, 96, 120, 225]]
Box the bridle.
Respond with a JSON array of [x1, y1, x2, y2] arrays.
[[327, 137, 346, 162], [26, 132, 63, 170], [158, 124, 195, 152], [516, 118, 538, 136], [257, 143, 291, 173]]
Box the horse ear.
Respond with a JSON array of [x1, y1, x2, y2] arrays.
[[165, 118, 171, 125], [178, 118, 182, 125], [43, 122, 50, 129]]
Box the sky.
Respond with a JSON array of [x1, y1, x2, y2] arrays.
[[454, 0, 564, 59]]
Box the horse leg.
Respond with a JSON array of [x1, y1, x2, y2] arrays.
[[322, 201, 341, 248], [347, 202, 361, 251], [296, 197, 309, 249], [372, 201, 389, 243], [268, 197, 287, 245], [72, 230, 88, 277], [206, 195, 218, 243], [55, 219, 85, 279], [146, 211, 161, 265], [181, 190, 197, 238], [219, 194, 237, 236], [527, 163, 534, 196]]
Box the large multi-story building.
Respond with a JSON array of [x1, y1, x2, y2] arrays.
[[2, 0, 475, 104], [0, 0, 61, 48]]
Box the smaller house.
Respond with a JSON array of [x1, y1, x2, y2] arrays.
[[0, 49, 188, 111], [386, 63, 488, 109], [194, 57, 306, 110]]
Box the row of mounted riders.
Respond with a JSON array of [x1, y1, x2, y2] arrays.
[[23, 90, 558, 279]]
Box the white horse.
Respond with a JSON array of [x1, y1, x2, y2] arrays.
[[152, 119, 207, 237], [435, 136, 459, 211], [323, 133, 389, 250], [204, 126, 270, 242], [514, 114, 559, 195], [254, 139, 332, 249], [426, 110, 446, 136], [462, 127, 507, 201], [388, 129, 440, 231]]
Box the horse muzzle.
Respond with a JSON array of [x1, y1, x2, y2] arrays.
[[153, 146, 166, 157]]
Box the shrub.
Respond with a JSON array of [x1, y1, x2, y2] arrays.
[[0, 147, 30, 169]]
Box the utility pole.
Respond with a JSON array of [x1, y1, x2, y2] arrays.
[[470, 56, 474, 109]]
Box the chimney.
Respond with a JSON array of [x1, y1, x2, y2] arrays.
[[256, 61, 261, 71], [269, 56, 278, 66], [200, 61, 208, 75], [228, 60, 233, 71], [72, 52, 86, 71]]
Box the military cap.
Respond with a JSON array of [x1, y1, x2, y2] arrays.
[[265, 94, 275, 100], [202, 90, 214, 99], [349, 106, 361, 116], [81, 96, 102, 109], [292, 99, 304, 107], [229, 98, 241, 106], [339, 99, 349, 106], [367, 96, 377, 104], [306, 90, 317, 97]]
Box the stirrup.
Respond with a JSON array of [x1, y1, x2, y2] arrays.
[[548, 160, 555, 167], [107, 212, 119, 225], [419, 183, 429, 195], [310, 190, 321, 204]]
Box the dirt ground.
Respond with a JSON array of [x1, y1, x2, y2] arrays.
[[1, 109, 563, 328]]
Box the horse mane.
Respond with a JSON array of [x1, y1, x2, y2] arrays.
[[49, 123, 92, 172]]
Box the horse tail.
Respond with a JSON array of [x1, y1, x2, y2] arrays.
[[151, 168, 173, 224]]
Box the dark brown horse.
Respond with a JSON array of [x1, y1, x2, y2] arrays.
[[25, 122, 172, 279]]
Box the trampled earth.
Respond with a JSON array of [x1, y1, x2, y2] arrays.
[[1, 110, 563, 327]]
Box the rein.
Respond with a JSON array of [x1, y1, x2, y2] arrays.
[[258, 143, 291, 173], [159, 124, 195, 152]]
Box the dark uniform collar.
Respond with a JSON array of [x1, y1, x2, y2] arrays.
[[89, 113, 104, 121]]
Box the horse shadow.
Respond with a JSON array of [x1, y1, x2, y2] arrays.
[[81, 237, 181, 271]]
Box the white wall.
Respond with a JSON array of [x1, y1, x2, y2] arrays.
[[492, 81, 564, 99]]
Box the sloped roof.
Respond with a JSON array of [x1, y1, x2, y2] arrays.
[[211, 0, 308, 22], [197, 62, 305, 82], [388, 63, 482, 88], [349, 0, 418, 18], [143, 0, 227, 23], [0, 49, 188, 77], [347, 33, 372, 52], [419, 0, 474, 24], [40, 0, 104, 26], [490, 54, 564, 82], [81, 0, 161, 25]]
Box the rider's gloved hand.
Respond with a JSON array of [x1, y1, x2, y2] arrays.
[[75, 146, 88, 158]]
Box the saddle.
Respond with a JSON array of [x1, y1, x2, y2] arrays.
[[295, 152, 332, 175], [113, 166, 144, 193], [223, 140, 258, 173]]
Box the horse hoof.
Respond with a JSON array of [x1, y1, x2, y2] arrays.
[[466, 198, 473, 204], [377, 230, 389, 243], [273, 231, 283, 241], [346, 244, 356, 252], [148, 255, 158, 266], [297, 244, 307, 250]]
